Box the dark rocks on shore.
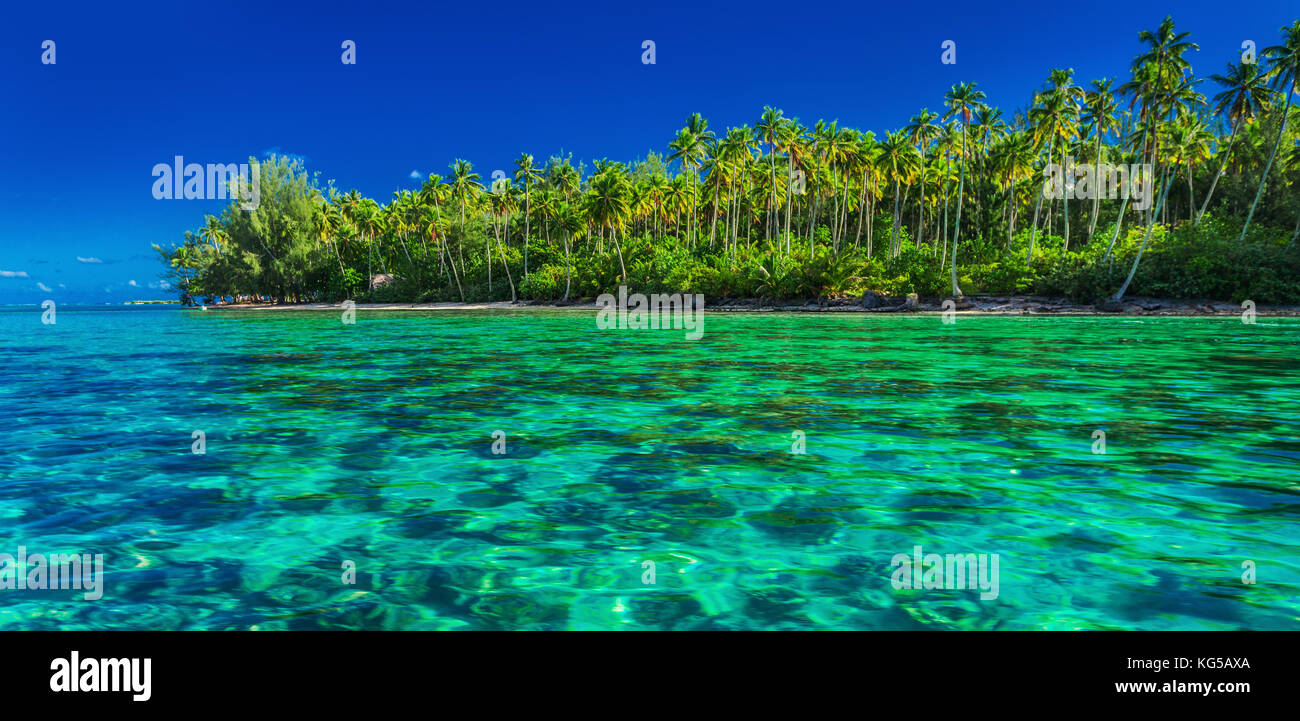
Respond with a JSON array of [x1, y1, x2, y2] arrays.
[[862, 290, 888, 309]]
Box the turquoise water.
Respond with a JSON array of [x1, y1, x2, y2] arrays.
[[1, 306, 1297, 630]]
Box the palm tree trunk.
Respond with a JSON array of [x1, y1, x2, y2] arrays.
[[708, 182, 720, 248], [1115, 164, 1175, 301], [488, 217, 496, 295], [562, 230, 572, 300], [1027, 139, 1055, 263], [612, 226, 628, 282], [890, 179, 901, 256], [496, 228, 516, 302], [784, 155, 794, 252], [1238, 94, 1292, 242], [691, 170, 699, 249], [767, 144, 777, 240], [942, 152, 951, 260], [523, 184, 530, 278], [1088, 131, 1103, 240], [951, 126, 967, 297], [917, 152, 927, 246], [1063, 172, 1071, 252], [1196, 117, 1240, 225], [854, 172, 867, 248], [808, 190, 819, 256]]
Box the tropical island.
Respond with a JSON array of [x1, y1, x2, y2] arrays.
[[157, 18, 1300, 312]]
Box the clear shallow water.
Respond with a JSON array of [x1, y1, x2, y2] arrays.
[[1, 306, 1297, 630]]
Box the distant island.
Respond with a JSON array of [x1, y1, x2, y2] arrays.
[[156, 17, 1300, 310]]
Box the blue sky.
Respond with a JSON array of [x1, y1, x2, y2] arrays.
[[1, 0, 1295, 304]]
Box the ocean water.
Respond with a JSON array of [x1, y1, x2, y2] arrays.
[[1, 305, 1297, 630]]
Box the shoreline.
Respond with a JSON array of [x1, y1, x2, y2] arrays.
[[189, 295, 1300, 317]]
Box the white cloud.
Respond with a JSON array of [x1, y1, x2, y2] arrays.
[[409, 170, 421, 179], [37, 282, 52, 292], [128, 279, 139, 287], [77, 256, 103, 264], [0, 270, 29, 278]]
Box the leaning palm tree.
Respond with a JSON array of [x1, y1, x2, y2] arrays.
[[1239, 21, 1300, 242], [943, 81, 986, 297], [1286, 142, 1300, 247], [1196, 61, 1271, 224], [1106, 17, 1198, 294]]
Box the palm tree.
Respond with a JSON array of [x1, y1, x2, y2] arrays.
[[755, 106, 784, 240], [1108, 17, 1198, 298], [643, 172, 670, 245], [514, 153, 541, 277], [716, 126, 756, 256], [935, 121, 962, 263], [555, 202, 583, 300], [1165, 112, 1213, 222], [449, 159, 482, 272], [944, 81, 986, 297], [876, 130, 919, 258], [666, 113, 714, 249], [354, 200, 384, 288], [1239, 21, 1300, 242], [994, 129, 1035, 245], [905, 109, 942, 247], [852, 132, 879, 251], [1196, 61, 1270, 224], [1023, 74, 1074, 248], [200, 215, 227, 253], [1082, 79, 1120, 239], [586, 170, 631, 282], [970, 104, 1006, 243], [778, 119, 807, 251], [487, 181, 517, 301]]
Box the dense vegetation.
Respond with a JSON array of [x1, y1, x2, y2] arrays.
[[158, 18, 1300, 306]]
